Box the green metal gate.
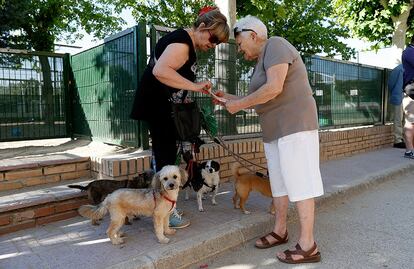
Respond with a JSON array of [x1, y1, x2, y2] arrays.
[[0, 49, 70, 141], [71, 24, 148, 148]]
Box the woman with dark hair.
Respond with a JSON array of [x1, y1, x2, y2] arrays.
[[130, 7, 230, 228]]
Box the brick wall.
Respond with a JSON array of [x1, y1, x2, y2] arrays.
[[319, 125, 393, 161], [0, 196, 89, 236], [93, 125, 393, 182], [0, 160, 91, 191]]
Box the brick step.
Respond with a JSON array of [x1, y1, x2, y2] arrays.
[[0, 154, 91, 191], [0, 178, 93, 235]]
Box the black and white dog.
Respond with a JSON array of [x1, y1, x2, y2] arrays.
[[184, 159, 221, 212]]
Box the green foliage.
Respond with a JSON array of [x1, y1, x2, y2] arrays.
[[200, 104, 218, 136], [114, 0, 215, 28], [332, 0, 414, 49], [115, 0, 355, 59], [237, 0, 355, 59], [0, 0, 124, 51]]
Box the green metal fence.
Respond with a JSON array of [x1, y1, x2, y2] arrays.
[[71, 25, 147, 148], [61, 24, 393, 147], [0, 49, 69, 141], [0, 23, 393, 148], [305, 56, 386, 128], [195, 40, 259, 137], [197, 51, 388, 132]]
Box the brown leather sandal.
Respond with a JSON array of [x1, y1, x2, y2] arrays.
[[254, 231, 288, 249], [277, 242, 321, 264]]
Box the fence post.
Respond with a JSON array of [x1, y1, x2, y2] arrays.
[[135, 23, 150, 149], [382, 68, 388, 125], [63, 53, 73, 138]]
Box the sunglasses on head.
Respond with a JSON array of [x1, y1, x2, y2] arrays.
[[208, 30, 221, 45], [233, 27, 257, 37]]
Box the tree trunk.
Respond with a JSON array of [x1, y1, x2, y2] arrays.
[[39, 55, 55, 126], [390, 2, 413, 63], [215, 0, 238, 135]]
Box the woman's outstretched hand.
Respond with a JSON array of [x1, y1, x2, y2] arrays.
[[211, 90, 227, 105], [225, 99, 244, 114], [193, 81, 213, 94]]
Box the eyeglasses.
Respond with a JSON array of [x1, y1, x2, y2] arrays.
[[233, 27, 257, 37], [208, 30, 221, 45]]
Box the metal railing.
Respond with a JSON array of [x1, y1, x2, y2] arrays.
[[0, 23, 392, 148], [0, 49, 69, 142]]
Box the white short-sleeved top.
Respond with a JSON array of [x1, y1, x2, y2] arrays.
[[248, 36, 319, 142]]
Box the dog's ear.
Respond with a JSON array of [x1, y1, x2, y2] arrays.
[[151, 172, 161, 191], [144, 170, 155, 181], [200, 162, 207, 169], [179, 167, 188, 186], [212, 161, 220, 171], [183, 151, 193, 163]]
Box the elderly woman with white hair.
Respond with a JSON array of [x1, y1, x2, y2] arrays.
[[215, 16, 324, 264]]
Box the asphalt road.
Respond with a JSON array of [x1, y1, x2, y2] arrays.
[[189, 170, 414, 269]]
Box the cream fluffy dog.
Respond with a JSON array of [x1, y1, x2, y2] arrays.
[[78, 165, 188, 245]]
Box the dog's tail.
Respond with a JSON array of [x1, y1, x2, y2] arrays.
[[231, 162, 243, 181], [78, 199, 108, 221], [68, 184, 88, 191]]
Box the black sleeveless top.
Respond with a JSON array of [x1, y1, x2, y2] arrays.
[[130, 29, 197, 121]]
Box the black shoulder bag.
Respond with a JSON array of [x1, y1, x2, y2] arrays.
[[149, 53, 201, 142], [171, 97, 201, 143]]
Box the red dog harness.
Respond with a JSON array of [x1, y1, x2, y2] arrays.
[[153, 190, 176, 212]]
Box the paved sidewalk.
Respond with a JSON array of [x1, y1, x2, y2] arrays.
[[0, 147, 412, 269]]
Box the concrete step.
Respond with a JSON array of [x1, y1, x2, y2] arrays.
[[0, 178, 93, 235], [0, 154, 91, 191]]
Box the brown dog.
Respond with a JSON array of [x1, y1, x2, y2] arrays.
[[78, 165, 188, 245], [68, 170, 154, 225], [231, 163, 275, 215]]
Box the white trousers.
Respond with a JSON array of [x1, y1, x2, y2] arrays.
[[264, 130, 324, 202]]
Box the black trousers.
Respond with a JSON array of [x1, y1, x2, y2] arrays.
[[147, 115, 177, 172]]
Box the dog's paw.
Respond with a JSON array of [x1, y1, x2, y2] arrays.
[[234, 205, 240, 209], [243, 210, 251, 215], [118, 232, 127, 238], [212, 200, 217, 205], [198, 208, 205, 212], [111, 238, 125, 245], [159, 237, 170, 244], [165, 228, 176, 235]]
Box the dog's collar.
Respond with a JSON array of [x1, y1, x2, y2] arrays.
[[153, 190, 176, 212], [161, 193, 176, 211]]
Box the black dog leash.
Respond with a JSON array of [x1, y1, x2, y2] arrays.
[[204, 130, 269, 178]]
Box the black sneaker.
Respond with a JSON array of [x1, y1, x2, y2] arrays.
[[393, 142, 406, 148], [404, 151, 414, 159]]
